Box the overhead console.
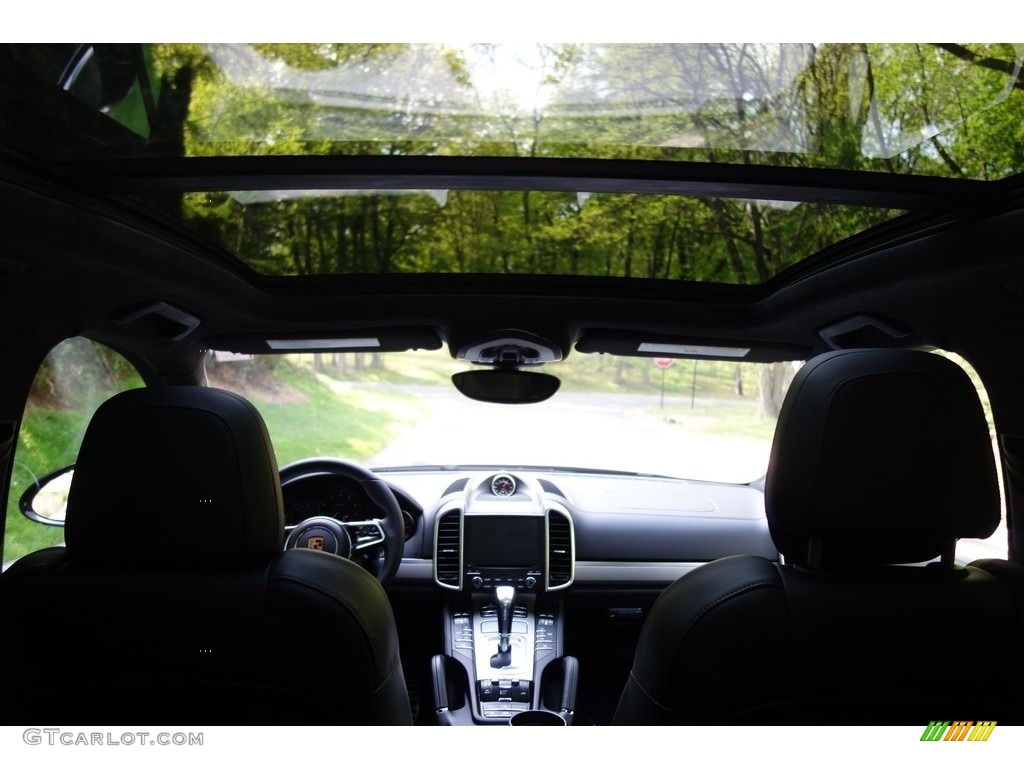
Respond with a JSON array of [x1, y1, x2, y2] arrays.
[[430, 472, 577, 725]]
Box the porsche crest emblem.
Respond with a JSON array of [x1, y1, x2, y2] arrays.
[[307, 536, 325, 551]]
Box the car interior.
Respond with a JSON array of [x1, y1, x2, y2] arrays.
[[2, 42, 1024, 727]]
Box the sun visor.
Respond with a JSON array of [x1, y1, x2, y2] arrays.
[[206, 327, 443, 354], [575, 329, 809, 363]]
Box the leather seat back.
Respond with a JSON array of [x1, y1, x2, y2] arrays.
[[0, 386, 412, 724], [613, 349, 1020, 724]]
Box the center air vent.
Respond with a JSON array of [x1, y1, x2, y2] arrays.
[[434, 510, 462, 590], [546, 510, 574, 590]]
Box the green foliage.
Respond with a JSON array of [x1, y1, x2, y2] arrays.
[[134, 43, 1024, 286], [28, 339, 143, 410], [5, 338, 143, 564], [249, 44, 409, 72], [207, 356, 426, 466], [4, 409, 79, 562], [4, 351, 420, 564]]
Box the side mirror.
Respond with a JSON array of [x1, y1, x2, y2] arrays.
[[19, 465, 74, 526]]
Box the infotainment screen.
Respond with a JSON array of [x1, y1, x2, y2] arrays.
[[463, 515, 545, 568]]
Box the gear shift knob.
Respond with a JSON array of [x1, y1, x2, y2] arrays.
[[490, 585, 515, 668], [496, 585, 515, 650]]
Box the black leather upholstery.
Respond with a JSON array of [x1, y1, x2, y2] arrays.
[[613, 349, 1021, 724], [0, 386, 413, 724], [767, 349, 999, 566], [66, 386, 284, 567]]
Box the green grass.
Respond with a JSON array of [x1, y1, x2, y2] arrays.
[[4, 408, 81, 562], [550, 354, 763, 397], [252, 362, 429, 466], [4, 359, 431, 564], [287, 350, 462, 388], [647, 399, 779, 442]]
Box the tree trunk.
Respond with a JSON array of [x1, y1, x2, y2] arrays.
[[758, 362, 795, 419], [615, 358, 628, 385]]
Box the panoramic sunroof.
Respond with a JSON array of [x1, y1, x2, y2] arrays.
[[2, 43, 1022, 178], [135, 189, 903, 281], [0, 43, 1021, 285]]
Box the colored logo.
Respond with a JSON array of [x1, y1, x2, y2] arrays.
[[920, 721, 996, 741], [307, 536, 325, 551]]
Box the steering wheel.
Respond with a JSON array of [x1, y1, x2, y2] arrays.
[[279, 458, 404, 584]]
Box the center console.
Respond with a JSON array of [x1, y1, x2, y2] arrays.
[[430, 472, 577, 725]]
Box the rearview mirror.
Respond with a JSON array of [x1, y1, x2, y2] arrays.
[[452, 370, 561, 404], [19, 465, 74, 526]]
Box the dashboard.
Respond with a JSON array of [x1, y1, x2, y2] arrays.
[[279, 460, 778, 589]]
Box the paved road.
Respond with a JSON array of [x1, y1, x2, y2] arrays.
[[367, 385, 771, 484]]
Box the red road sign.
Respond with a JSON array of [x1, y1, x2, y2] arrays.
[[653, 358, 674, 369]]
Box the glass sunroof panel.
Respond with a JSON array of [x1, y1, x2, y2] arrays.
[[2, 43, 1023, 181], [135, 189, 903, 282]]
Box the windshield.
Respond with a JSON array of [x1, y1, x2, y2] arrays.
[[207, 348, 794, 484]]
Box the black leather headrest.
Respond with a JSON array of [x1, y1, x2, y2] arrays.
[[765, 349, 999, 566], [65, 386, 284, 568]]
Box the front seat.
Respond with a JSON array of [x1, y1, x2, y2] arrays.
[[0, 386, 413, 724], [613, 348, 1021, 724]]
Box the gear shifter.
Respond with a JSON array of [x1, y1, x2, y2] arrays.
[[489, 585, 515, 669]]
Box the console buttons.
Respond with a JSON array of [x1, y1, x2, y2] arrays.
[[452, 611, 474, 651], [500, 680, 530, 702], [536, 615, 555, 652], [481, 702, 529, 718], [481, 680, 532, 703]]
